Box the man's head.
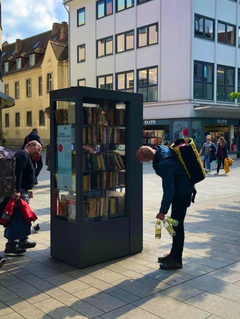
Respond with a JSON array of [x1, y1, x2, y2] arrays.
[[32, 128, 39, 135], [136, 146, 155, 162], [206, 135, 211, 143], [25, 141, 42, 159]]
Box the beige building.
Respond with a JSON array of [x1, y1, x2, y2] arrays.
[[0, 0, 15, 144], [1, 22, 68, 147]]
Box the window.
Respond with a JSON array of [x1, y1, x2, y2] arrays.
[[217, 65, 235, 101], [26, 111, 32, 126], [38, 76, 43, 96], [77, 7, 85, 26], [137, 0, 152, 4], [16, 58, 22, 70], [26, 79, 31, 97], [194, 61, 213, 100], [218, 21, 235, 46], [39, 110, 45, 126], [137, 23, 158, 48], [116, 70, 134, 92], [15, 81, 20, 99], [15, 112, 20, 127], [137, 66, 158, 102], [97, 74, 113, 90], [195, 14, 214, 41], [29, 54, 36, 66], [78, 78, 86, 86], [77, 44, 86, 62], [4, 84, 9, 95], [47, 73, 53, 93], [4, 62, 9, 73], [97, 36, 113, 58], [97, 0, 113, 19], [5, 114, 9, 128], [116, 30, 134, 53], [116, 0, 134, 12]]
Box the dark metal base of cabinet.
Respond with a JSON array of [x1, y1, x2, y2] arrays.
[[51, 216, 141, 269]]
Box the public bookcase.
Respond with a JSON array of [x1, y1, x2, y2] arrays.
[[50, 86, 143, 268]]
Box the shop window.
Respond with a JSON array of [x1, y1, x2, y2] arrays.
[[77, 7, 85, 26], [142, 129, 165, 147], [116, 70, 134, 92], [15, 112, 20, 127], [116, 0, 134, 12], [15, 81, 20, 99], [116, 30, 134, 53], [97, 0, 113, 19], [137, 66, 158, 102], [97, 36, 113, 58], [195, 14, 214, 41], [194, 61, 213, 100], [5, 113, 9, 128], [217, 65, 234, 102], [97, 74, 113, 90], [218, 21, 235, 46]]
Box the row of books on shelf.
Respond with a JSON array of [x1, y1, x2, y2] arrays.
[[142, 137, 163, 145], [83, 171, 125, 191], [56, 191, 125, 220], [83, 126, 125, 144], [83, 152, 125, 171], [83, 107, 125, 126], [84, 191, 125, 219]]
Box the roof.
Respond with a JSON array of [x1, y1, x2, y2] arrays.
[[2, 22, 68, 75]]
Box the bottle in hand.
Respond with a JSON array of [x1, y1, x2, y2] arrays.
[[155, 219, 162, 239]]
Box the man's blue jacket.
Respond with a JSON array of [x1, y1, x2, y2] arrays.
[[152, 146, 193, 214]]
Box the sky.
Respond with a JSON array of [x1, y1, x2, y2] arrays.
[[2, 0, 68, 44]]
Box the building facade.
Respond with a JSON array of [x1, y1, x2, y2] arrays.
[[0, 0, 15, 144], [64, 0, 240, 151], [1, 22, 68, 147]]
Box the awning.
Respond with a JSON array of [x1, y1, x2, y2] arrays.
[[194, 104, 240, 114], [0, 92, 15, 109]]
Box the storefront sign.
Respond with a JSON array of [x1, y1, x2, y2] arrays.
[[143, 120, 156, 125], [217, 119, 227, 124]]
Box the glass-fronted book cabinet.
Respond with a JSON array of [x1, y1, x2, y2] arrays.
[[50, 86, 143, 268]]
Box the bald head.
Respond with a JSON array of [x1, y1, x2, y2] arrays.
[[136, 146, 156, 162]]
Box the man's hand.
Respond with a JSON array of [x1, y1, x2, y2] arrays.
[[12, 192, 21, 200], [156, 212, 165, 220]]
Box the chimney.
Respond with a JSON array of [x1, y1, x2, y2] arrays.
[[52, 22, 61, 35], [60, 22, 68, 39], [15, 39, 22, 52]]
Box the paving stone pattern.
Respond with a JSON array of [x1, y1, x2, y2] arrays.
[[0, 152, 240, 318]]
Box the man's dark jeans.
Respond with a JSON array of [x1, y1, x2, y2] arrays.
[[170, 193, 192, 262]]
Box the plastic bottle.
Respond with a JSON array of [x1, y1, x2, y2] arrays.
[[165, 216, 179, 227], [163, 220, 176, 237], [155, 219, 162, 239]]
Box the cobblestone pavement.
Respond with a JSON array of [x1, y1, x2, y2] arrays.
[[0, 152, 240, 319]]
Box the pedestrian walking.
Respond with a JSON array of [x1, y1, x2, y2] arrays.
[[22, 128, 43, 184], [136, 145, 194, 270], [4, 141, 42, 254], [199, 135, 216, 173], [215, 137, 228, 175]]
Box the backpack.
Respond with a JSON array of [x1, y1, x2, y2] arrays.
[[170, 137, 206, 184], [0, 147, 16, 198]]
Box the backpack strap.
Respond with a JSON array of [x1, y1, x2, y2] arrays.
[[11, 155, 16, 192]]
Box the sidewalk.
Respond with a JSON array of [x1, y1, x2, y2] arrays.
[[0, 154, 240, 318]]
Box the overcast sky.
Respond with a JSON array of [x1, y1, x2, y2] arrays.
[[2, 0, 68, 44]]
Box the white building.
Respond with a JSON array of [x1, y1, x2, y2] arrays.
[[64, 0, 240, 151]]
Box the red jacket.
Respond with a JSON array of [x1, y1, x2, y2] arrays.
[[0, 198, 37, 226]]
